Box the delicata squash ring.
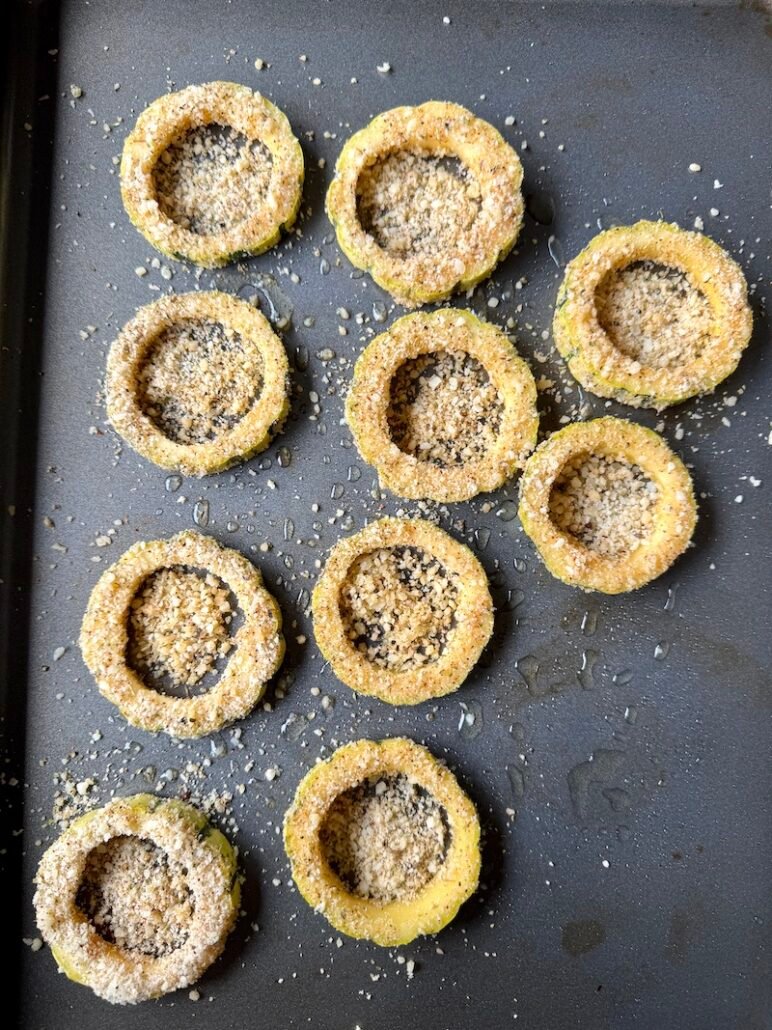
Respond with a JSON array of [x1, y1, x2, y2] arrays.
[[283, 738, 481, 946], [346, 309, 538, 502], [312, 517, 493, 705], [554, 220, 753, 408], [106, 291, 290, 477], [518, 417, 696, 593], [34, 794, 239, 1005], [120, 81, 304, 266], [80, 530, 284, 737], [326, 101, 524, 307]]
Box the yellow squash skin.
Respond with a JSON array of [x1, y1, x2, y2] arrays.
[[518, 417, 697, 593], [554, 220, 752, 409], [283, 738, 481, 946], [326, 101, 523, 307]]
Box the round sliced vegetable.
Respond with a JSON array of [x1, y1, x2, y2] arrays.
[[326, 101, 523, 307], [312, 517, 493, 705], [80, 530, 284, 737], [120, 81, 303, 266], [346, 308, 538, 502], [518, 416, 696, 593], [34, 794, 239, 1005], [284, 737, 480, 946], [554, 220, 753, 408], [106, 291, 290, 477]]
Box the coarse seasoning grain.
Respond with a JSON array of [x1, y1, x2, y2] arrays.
[[549, 454, 659, 557], [137, 319, 264, 445], [153, 123, 273, 235], [319, 774, 449, 902], [595, 260, 714, 369], [339, 546, 458, 671], [76, 835, 195, 957], [387, 348, 504, 467], [128, 567, 235, 690], [356, 151, 481, 257]]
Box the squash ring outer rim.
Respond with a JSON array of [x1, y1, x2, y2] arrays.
[[106, 290, 290, 477], [346, 309, 538, 502], [518, 416, 697, 593], [553, 220, 753, 409], [326, 101, 523, 308], [80, 530, 284, 737], [34, 794, 239, 1005], [283, 737, 481, 946], [120, 81, 304, 267], [312, 517, 493, 704]]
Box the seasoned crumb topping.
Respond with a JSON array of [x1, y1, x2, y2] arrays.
[[153, 123, 273, 236], [356, 151, 481, 257], [76, 835, 194, 957], [138, 318, 264, 445], [319, 774, 449, 902], [596, 260, 714, 369], [339, 546, 458, 671], [127, 567, 235, 691], [387, 348, 504, 467], [549, 453, 659, 557]]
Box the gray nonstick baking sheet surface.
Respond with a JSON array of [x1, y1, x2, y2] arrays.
[[3, 1, 771, 1028]]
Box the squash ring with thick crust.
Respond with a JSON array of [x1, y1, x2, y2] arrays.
[[34, 794, 239, 1005]]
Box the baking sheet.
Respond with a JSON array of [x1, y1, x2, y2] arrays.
[[4, 1, 771, 1028]]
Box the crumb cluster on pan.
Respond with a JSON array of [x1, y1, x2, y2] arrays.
[[312, 517, 493, 704], [80, 530, 284, 737], [106, 291, 290, 476], [346, 309, 538, 502], [34, 794, 239, 1005], [554, 220, 753, 408], [283, 738, 480, 946], [518, 417, 697, 593], [326, 101, 524, 307], [120, 81, 304, 266]]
